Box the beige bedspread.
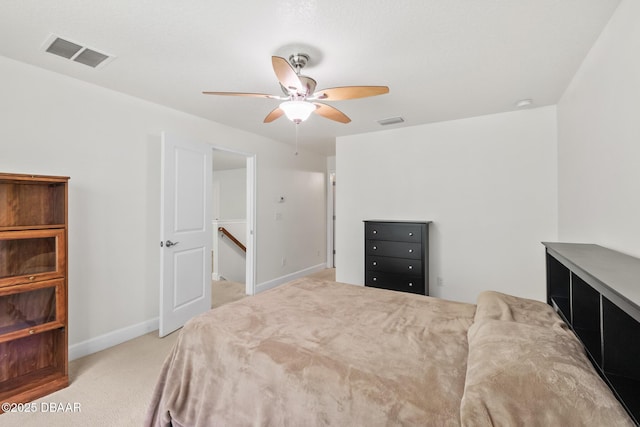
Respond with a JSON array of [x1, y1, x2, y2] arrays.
[[145, 280, 634, 427], [461, 291, 634, 427], [145, 277, 476, 426]]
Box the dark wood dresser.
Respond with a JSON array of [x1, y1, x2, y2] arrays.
[[543, 242, 640, 424], [364, 220, 431, 295]]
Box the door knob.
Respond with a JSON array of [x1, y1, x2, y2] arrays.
[[165, 240, 179, 247]]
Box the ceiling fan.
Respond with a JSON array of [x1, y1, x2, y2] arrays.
[[203, 53, 389, 124]]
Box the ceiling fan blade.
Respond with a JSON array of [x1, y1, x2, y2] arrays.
[[202, 91, 281, 99], [272, 56, 303, 93], [312, 103, 351, 124], [312, 86, 389, 101], [264, 107, 285, 123]]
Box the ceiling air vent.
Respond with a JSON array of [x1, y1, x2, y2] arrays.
[[43, 34, 114, 68], [377, 116, 405, 126]]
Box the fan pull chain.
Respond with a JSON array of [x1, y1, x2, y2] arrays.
[[295, 122, 299, 156]]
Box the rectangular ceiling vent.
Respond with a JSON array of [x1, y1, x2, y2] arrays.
[[42, 34, 114, 69], [377, 116, 405, 126]]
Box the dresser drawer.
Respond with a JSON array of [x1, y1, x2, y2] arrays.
[[366, 256, 423, 276], [365, 240, 421, 259], [364, 222, 423, 242], [365, 271, 425, 295]]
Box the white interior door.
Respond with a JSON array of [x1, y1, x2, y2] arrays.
[[159, 132, 212, 337]]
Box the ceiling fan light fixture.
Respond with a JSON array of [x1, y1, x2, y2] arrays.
[[280, 100, 316, 123], [204, 54, 389, 125]]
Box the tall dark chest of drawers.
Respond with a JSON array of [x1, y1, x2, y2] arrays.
[[364, 220, 431, 295]]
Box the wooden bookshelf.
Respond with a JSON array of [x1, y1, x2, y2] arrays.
[[0, 173, 69, 410]]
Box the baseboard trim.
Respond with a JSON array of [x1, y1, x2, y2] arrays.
[[69, 264, 327, 360], [255, 263, 327, 294], [68, 317, 159, 361]]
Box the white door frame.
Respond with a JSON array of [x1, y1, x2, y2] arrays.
[[211, 146, 256, 296], [246, 154, 256, 295], [326, 170, 335, 268]]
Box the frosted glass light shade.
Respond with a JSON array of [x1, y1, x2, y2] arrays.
[[280, 101, 316, 123]]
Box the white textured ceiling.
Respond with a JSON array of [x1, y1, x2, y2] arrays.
[[0, 0, 621, 156]]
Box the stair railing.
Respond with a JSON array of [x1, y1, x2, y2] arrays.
[[218, 227, 246, 253]]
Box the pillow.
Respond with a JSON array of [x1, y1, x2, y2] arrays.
[[460, 318, 634, 426], [474, 290, 566, 330]]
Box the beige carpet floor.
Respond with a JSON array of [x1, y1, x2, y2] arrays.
[[211, 278, 246, 308], [2, 269, 335, 426]]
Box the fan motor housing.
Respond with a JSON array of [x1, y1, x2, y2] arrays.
[[289, 53, 310, 70]]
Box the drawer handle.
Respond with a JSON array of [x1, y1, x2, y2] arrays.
[[372, 261, 377, 266], [29, 329, 35, 335], [29, 276, 36, 281], [372, 230, 377, 234], [408, 232, 414, 236], [372, 277, 377, 281], [373, 246, 377, 250], [409, 282, 413, 287], [408, 265, 413, 270], [408, 249, 413, 253]]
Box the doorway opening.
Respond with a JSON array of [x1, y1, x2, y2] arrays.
[[211, 148, 256, 307]]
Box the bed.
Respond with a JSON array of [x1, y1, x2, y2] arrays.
[[145, 277, 634, 426]]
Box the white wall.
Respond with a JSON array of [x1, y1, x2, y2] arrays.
[[256, 165, 327, 288], [336, 107, 558, 303], [0, 55, 327, 355], [212, 168, 246, 220], [557, 0, 640, 258]]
